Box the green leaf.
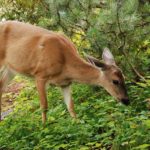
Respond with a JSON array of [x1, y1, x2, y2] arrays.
[[80, 146, 89, 150], [144, 120, 150, 129], [133, 144, 150, 150]]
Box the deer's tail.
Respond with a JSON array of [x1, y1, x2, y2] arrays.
[[0, 66, 15, 121]]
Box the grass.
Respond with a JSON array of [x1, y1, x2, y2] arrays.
[[0, 76, 150, 150]]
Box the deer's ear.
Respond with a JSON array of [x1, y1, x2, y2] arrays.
[[85, 54, 106, 69], [102, 48, 115, 65]]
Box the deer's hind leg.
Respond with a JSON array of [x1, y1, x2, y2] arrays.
[[0, 67, 15, 121]]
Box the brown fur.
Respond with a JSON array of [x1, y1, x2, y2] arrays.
[[0, 21, 100, 85], [0, 21, 128, 123]]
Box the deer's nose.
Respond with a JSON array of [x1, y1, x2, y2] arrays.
[[121, 98, 130, 105]]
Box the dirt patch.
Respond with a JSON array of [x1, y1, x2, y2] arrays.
[[2, 81, 26, 112]]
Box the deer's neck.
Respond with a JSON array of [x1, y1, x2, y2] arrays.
[[67, 58, 102, 85]]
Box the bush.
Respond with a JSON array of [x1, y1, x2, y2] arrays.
[[0, 77, 149, 150]]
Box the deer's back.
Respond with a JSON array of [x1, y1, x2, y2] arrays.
[[0, 21, 79, 79]]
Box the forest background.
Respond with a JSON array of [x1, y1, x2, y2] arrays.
[[0, 0, 150, 150]]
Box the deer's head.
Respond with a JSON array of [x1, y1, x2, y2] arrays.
[[86, 48, 129, 105]]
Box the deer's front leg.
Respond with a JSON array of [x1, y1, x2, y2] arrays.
[[36, 78, 48, 124], [61, 86, 76, 118]]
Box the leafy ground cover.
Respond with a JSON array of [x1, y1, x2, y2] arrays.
[[0, 77, 150, 150]]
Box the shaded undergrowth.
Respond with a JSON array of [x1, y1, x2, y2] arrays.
[[0, 77, 150, 150]]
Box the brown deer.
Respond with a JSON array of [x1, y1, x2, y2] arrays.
[[0, 21, 129, 123]]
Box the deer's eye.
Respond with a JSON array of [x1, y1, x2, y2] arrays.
[[113, 80, 119, 85]]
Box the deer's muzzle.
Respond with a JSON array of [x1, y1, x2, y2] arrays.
[[121, 98, 130, 105]]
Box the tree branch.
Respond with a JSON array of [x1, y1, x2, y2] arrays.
[[116, 0, 146, 82]]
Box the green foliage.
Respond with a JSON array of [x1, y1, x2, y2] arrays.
[[0, 0, 149, 79], [0, 78, 150, 150], [0, 0, 150, 149]]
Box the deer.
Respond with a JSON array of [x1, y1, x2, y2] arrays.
[[0, 21, 129, 123]]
